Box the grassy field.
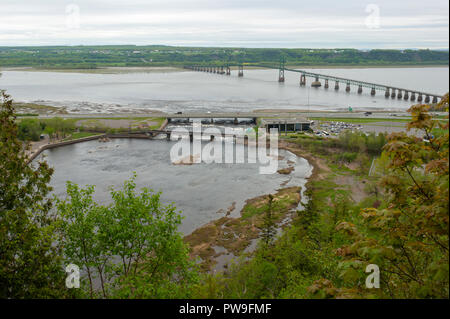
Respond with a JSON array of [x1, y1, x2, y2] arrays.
[[310, 117, 411, 123], [63, 132, 103, 141]]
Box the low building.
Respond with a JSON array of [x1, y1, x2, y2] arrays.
[[261, 117, 311, 133]]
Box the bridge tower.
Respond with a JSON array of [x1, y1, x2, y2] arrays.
[[334, 81, 339, 90], [300, 74, 306, 86], [278, 57, 285, 83]]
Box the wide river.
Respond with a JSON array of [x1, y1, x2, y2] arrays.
[[36, 139, 313, 235], [1, 67, 448, 113]]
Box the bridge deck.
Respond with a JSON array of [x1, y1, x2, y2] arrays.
[[185, 64, 444, 98]]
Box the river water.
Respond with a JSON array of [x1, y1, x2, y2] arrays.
[[36, 138, 313, 235], [1, 67, 448, 113]]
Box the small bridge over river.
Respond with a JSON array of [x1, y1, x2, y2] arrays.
[[127, 129, 263, 142], [184, 63, 444, 104]]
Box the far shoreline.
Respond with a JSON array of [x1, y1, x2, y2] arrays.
[[1, 64, 448, 74]]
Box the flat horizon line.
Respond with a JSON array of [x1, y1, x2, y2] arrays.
[[0, 44, 449, 51]]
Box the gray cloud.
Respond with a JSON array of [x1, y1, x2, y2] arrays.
[[0, 0, 448, 48]]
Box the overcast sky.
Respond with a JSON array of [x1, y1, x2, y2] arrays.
[[0, 0, 448, 49]]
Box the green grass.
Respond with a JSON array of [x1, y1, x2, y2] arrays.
[[310, 117, 411, 123], [16, 113, 39, 117], [63, 132, 102, 141]]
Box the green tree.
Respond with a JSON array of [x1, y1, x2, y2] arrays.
[[18, 118, 42, 141], [315, 94, 449, 298], [261, 194, 277, 247], [57, 182, 106, 298], [57, 174, 199, 298], [0, 91, 66, 298]]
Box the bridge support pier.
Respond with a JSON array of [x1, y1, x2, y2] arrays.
[[234, 118, 238, 125], [238, 65, 244, 77], [418, 94, 423, 102], [425, 95, 430, 103], [226, 66, 231, 75], [278, 69, 285, 83], [345, 82, 350, 92], [220, 66, 225, 74], [385, 88, 390, 98], [210, 135, 215, 141], [334, 81, 339, 90], [371, 87, 376, 96], [311, 76, 321, 87], [391, 89, 396, 98], [432, 96, 438, 103], [358, 85, 363, 94], [300, 74, 306, 86], [410, 92, 416, 101], [404, 91, 409, 100], [397, 90, 403, 99], [324, 79, 329, 89]]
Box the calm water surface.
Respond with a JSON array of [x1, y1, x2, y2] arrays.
[[37, 139, 313, 235], [1, 67, 448, 113]]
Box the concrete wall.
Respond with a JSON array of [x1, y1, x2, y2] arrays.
[[27, 134, 106, 163]]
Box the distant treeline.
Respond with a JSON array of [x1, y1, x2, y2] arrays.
[[0, 46, 448, 69]]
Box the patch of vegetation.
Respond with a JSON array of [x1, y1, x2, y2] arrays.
[[193, 93, 450, 299], [0, 46, 448, 68], [311, 117, 411, 123], [184, 187, 301, 272], [63, 132, 102, 141], [13, 102, 67, 114]]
